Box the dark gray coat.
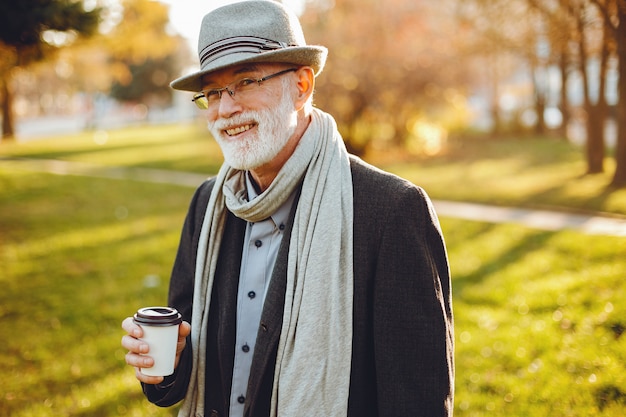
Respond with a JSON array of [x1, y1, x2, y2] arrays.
[[144, 155, 454, 417]]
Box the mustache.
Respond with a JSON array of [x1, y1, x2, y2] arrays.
[[208, 111, 261, 132]]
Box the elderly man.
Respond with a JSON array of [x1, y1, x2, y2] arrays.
[[121, 1, 454, 416]]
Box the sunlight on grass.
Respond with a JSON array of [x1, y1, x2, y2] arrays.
[[375, 137, 626, 215], [4, 126, 626, 215], [2, 213, 180, 266], [0, 122, 224, 175], [442, 217, 626, 416], [11, 369, 178, 417], [0, 170, 191, 417], [2, 127, 626, 416]]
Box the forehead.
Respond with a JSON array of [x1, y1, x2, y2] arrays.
[[201, 63, 283, 88]]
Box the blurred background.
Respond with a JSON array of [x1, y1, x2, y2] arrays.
[[1, 0, 625, 185], [1, 1, 626, 416]]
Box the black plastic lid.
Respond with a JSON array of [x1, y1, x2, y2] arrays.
[[133, 307, 182, 327]]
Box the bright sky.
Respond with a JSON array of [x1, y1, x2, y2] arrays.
[[158, 0, 305, 52]]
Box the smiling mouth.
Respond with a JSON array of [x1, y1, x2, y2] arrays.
[[225, 124, 256, 136]]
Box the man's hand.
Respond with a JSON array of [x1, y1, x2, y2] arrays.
[[121, 316, 191, 384]]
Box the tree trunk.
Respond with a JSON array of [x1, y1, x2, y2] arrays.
[[611, 1, 626, 187], [586, 105, 605, 173], [534, 91, 546, 136], [588, 26, 610, 174], [0, 78, 15, 139], [489, 55, 503, 137], [0, 44, 18, 141], [558, 50, 570, 139], [532, 59, 547, 136], [577, 9, 605, 174], [1, 76, 16, 140]]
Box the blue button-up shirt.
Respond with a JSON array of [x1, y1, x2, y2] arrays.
[[229, 173, 296, 417]]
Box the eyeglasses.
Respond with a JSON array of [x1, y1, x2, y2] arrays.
[[192, 68, 298, 110]]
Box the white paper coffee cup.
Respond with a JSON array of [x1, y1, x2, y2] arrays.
[[133, 307, 182, 377]]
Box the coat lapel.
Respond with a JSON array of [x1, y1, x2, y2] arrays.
[[244, 185, 301, 416], [211, 211, 246, 407]]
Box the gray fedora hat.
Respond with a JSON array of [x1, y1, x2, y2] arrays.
[[170, 0, 328, 92]]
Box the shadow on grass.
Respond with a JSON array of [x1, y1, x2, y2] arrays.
[[523, 171, 626, 216], [595, 384, 626, 412], [8, 365, 180, 417], [450, 224, 555, 297], [1, 124, 216, 170], [0, 172, 192, 417]]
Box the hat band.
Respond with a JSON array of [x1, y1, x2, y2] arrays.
[[200, 36, 296, 67]]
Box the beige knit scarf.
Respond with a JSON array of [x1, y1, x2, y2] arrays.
[[178, 108, 354, 417]]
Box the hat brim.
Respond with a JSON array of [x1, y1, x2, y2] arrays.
[[170, 45, 327, 92]]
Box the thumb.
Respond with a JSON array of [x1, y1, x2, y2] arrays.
[[179, 321, 191, 338]]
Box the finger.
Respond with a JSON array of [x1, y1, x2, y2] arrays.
[[125, 350, 154, 369], [121, 317, 143, 338], [176, 338, 187, 352], [179, 321, 191, 338], [121, 334, 150, 354], [134, 367, 165, 385], [122, 317, 143, 338], [175, 335, 188, 361], [175, 322, 191, 352], [121, 316, 135, 332]]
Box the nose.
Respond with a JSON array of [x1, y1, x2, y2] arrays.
[[216, 89, 242, 119]]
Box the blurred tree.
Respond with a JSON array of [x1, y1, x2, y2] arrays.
[[530, 0, 625, 184], [614, 0, 626, 187], [6, 0, 191, 131], [568, 0, 609, 174], [526, 1, 577, 138], [0, 0, 101, 139], [457, 0, 623, 182], [109, 57, 177, 106], [530, 0, 609, 173], [105, 0, 184, 109], [301, 0, 470, 155], [454, 0, 540, 136], [595, 0, 626, 187]]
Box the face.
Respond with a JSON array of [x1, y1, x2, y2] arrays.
[[204, 64, 298, 171]]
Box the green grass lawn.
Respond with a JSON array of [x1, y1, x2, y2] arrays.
[[0, 170, 191, 417], [1, 124, 625, 416], [372, 136, 626, 217], [3, 124, 626, 216]]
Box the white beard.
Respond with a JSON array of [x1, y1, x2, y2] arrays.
[[207, 80, 297, 170]]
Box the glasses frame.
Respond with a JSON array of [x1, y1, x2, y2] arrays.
[[192, 67, 298, 110]]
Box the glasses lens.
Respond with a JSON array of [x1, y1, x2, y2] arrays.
[[193, 72, 282, 109], [192, 94, 209, 110], [233, 78, 259, 96], [205, 89, 223, 104]]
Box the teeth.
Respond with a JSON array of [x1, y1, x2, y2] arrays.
[[226, 124, 253, 136]]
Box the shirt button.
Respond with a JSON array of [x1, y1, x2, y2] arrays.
[[279, 223, 285, 231], [242, 344, 250, 353], [255, 240, 262, 248], [248, 291, 256, 299], [238, 395, 245, 404]]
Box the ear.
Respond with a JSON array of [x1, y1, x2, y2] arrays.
[[293, 66, 315, 111]]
